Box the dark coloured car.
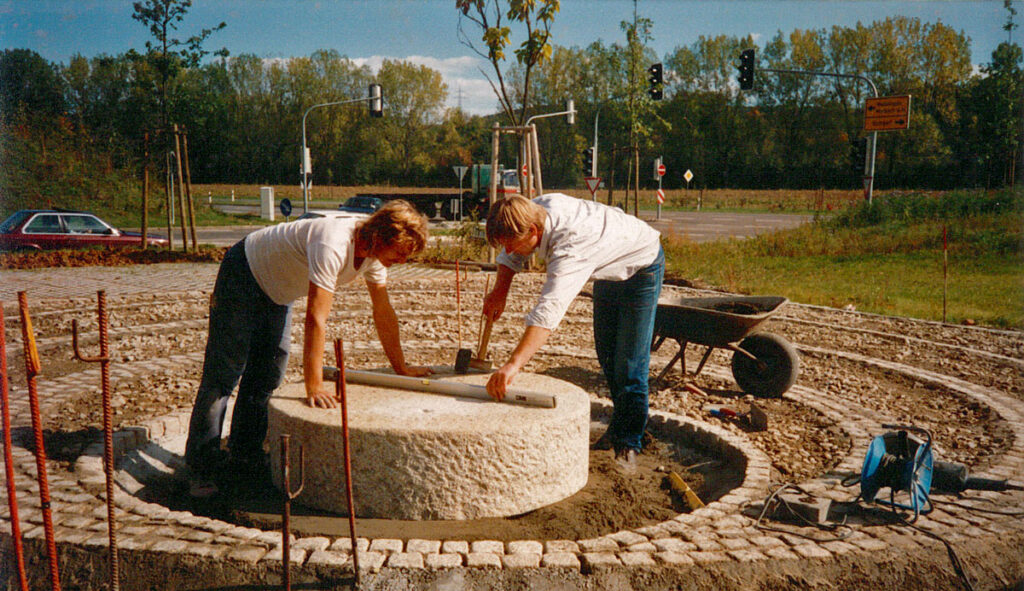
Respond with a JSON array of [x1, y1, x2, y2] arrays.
[[338, 196, 385, 214], [0, 210, 169, 251]]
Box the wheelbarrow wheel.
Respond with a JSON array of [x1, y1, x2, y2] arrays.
[[730, 333, 800, 398]]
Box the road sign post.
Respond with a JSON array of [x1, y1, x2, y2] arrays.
[[453, 165, 468, 222], [655, 158, 666, 220], [584, 177, 602, 200]]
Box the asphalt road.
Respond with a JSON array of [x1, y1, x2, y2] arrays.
[[141, 209, 812, 248]]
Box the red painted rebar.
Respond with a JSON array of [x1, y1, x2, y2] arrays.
[[333, 338, 359, 582], [17, 291, 61, 591], [280, 434, 304, 591], [71, 291, 119, 591], [1, 306, 29, 590]]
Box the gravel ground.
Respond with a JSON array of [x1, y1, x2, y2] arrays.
[[4, 268, 1022, 534]]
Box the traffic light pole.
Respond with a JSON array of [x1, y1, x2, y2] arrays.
[[760, 68, 879, 204], [301, 84, 382, 215]]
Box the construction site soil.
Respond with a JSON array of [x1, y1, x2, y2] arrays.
[[3, 251, 1023, 590]]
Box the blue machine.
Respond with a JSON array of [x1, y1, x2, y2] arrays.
[[859, 424, 934, 522]]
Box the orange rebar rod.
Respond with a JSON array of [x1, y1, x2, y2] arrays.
[[334, 339, 359, 583], [17, 291, 61, 591], [1, 306, 29, 591]]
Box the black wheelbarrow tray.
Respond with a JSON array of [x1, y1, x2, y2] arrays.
[[651, 295, 800, 397]]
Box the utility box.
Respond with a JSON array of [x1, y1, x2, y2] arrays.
[[260, 186, 275, 221]]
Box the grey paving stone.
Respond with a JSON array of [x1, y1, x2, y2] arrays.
[[293, 537, 331, 552], [441, 540, 469, 555], [502, 553, 541, 568], [466, 552, 502, 568], [541, 552, 581, 569], [470, 540, 505, 554], [307, 550, 350, 567], [330, 537, 369, 552], [425, 553, 464, 568], [406, 539, 441, 554], [581, 552, 621, 569], [654, 551, 695, 566], [793, 545, 833, 559], [618, 551, 656, 567], [728, 549, 768, 562], [507, 540, 543, 554], [577, 537, 619, 553], [226, 545, 269, 563], [151, 539, 189, 553], [368, 538, 404, 554], [690, 551, 730, 563], [264, 546, 307, 564], [544, 540, 580, 554], [387, 552, 425, 569]]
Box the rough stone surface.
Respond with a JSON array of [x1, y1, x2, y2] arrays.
[[267, 374, 590, 520]]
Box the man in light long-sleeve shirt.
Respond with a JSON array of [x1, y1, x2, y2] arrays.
[[483, 193, 663, 470]]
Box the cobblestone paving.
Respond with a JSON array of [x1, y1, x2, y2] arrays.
[[2, 262, 1024, 590]]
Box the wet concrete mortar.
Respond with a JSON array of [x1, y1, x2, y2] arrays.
[[1, 261, 1023, 590]]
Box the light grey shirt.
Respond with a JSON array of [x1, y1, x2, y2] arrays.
[[497, 193, 661, 330], [245, 216, 387, 305]]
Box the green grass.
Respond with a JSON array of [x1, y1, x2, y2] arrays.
[[662, 188, 1024, 329]]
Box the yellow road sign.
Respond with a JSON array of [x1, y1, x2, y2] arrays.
[[864, 95, 911, 132]]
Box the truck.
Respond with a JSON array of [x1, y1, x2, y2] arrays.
[[352, 164, 520, 220]]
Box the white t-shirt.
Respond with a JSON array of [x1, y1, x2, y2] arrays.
[[497, 193, 661, 330], [244, 216, 387, 305]]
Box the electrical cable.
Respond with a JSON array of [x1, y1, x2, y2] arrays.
[[752, 483, 853, 542]]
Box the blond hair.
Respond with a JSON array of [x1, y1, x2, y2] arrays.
[[485, 194, 545, 248], [356, 200, 429, 257]]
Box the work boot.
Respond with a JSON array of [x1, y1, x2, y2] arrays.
[[614, 447, 639, 473]]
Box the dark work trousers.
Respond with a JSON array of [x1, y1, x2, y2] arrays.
[[592, 247, 664, 452], [184, 239, 292, 474]]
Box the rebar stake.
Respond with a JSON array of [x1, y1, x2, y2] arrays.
[[1, 306, 29, 591], [334, 338, 360, 583], [71, 290, 119, 591], [17, 291, 61, 591], [280, 434, 304, 591]]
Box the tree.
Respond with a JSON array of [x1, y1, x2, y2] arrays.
[[456, 0, 560, 126], [131, 0, 227, 130], [0, 49, 65, 125]]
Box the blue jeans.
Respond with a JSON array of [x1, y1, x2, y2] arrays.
[[184, 240, 292, 474], [592, 247, 664, 452]]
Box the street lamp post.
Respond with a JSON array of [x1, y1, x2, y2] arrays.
[[301, 84, 383, 214]]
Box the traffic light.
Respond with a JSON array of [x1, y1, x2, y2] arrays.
[[648, 62, 663, 100], [583, 147, 594, 175], [369, 83, 383, 117], [851, 137, 867, 171], [738, 49, 755, 90]]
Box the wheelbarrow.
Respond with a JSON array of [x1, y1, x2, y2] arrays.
[[651, 295, 800, 398]]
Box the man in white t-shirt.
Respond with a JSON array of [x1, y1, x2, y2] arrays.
[[483, 194, 663, 471], [185, 200, 431, 497]]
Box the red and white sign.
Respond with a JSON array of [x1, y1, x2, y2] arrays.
[[584, 177, 602, 197], [656, 188, 665, 204], [657, 163, 666, 177], [520, 164, 529, 177]]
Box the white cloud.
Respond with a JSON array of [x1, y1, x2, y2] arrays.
[[353, 54, 500, 116]]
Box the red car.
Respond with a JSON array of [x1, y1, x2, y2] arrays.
[[0, 210, 169, 251]]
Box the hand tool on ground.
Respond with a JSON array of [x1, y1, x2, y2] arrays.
[[324, 366, 556, 408], [667, 471, 705, 510], [705, 402, 768, 431], [1, 307, 29, 591], [333, 340, 360, 582], [930, 460, 1023, 493], [455, 275, 495, 374], [18, 291, 62, 591]]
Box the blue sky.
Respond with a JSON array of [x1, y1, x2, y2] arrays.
[[0, 1, 1015, 115]]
